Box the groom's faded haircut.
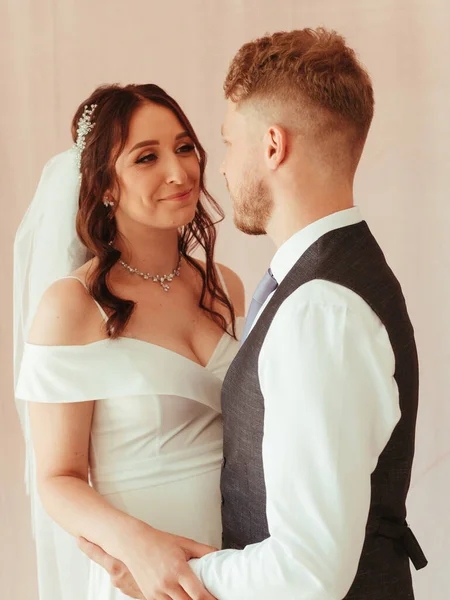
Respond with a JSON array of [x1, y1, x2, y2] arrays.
[[224, 28, 374, 167]]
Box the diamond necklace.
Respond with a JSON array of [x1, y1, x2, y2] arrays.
[[118, 255, 183, 292]]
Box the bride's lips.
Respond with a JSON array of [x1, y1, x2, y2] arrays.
[[160, 188, 193, 201]]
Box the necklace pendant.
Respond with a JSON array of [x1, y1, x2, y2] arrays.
[[117, 252, 182, 292]]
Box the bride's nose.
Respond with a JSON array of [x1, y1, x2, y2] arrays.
[[165, 156, 188, 185]]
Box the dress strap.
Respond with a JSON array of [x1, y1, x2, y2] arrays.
[[215, 264, 229, 300], [61, 276, 108, 322]]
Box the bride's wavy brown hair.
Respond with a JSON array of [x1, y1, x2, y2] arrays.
[[72, 83, 236, 339]]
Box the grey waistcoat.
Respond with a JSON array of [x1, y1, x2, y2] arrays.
[[221, 221, 427, 599]]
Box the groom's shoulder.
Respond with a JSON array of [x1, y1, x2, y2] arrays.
[[282, 279, 378, 321]]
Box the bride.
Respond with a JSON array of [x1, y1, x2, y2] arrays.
[[14, 83, 245, 600]]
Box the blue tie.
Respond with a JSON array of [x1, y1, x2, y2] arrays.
[[241, 268, 278, 345]]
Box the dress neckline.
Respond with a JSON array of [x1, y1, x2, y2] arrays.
[[26, 316, 244, 372]]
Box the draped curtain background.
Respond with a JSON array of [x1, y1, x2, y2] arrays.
[[1, 1, 448, 598]]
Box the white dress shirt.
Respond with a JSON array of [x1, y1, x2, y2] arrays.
[[190, 207, 401, 600]]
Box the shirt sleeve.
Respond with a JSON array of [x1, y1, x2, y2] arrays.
[[189, 280, 401, 600]]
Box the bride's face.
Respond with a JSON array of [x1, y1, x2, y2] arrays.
[[112, 101, 201, 230]]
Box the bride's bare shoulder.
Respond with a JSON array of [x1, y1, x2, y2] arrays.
[[193, 259, 245, 317], [216, 263, 245, 318], [28, 263, 103, 346]]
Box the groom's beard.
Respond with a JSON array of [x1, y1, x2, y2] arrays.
[[231, 175, 273, 236]]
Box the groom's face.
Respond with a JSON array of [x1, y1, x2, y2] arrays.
[[220, 101, 273, 236]]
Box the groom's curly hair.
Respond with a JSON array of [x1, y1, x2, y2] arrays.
[[224, 28, 374, 167], [71, 84, 236, 339]]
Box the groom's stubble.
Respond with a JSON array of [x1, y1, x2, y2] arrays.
[[229, 168, 274, 236]]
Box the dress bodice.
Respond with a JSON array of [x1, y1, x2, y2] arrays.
[[16, 318, 243, 494]]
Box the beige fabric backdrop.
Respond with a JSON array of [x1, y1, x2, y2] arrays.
[[1, 1, 449, 598]]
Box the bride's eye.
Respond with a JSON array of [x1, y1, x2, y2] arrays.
[[136, 153, 157, 164], [177, 144, 195, 154]]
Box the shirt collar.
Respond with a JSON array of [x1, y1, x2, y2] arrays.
[[270, 206, 363, 284]]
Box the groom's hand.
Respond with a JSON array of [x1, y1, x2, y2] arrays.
[[77, 537, 144, 599], [77, 535, 218, 600]]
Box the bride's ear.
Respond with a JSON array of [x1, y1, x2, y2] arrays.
[[104, 179, 120, 207], [103, 181, 120, 208]]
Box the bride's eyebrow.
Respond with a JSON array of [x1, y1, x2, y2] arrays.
[[128, 131, 191, 154]]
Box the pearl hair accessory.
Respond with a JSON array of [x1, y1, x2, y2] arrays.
[[73, 104, 97, 177]]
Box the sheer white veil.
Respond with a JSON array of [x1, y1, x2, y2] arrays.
[[13, 147, 93, 599]]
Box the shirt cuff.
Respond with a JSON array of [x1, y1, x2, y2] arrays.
[[188, 557, 203, 580]]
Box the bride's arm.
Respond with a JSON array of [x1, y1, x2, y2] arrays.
[[27, 278, 137, 556], [27, 278, 215, 600], [28, 399, 137, 558]]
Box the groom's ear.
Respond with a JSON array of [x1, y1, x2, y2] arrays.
[[264, 125, 287, 170]]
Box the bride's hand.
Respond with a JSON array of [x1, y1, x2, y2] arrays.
[[79, 522, 218, 600]]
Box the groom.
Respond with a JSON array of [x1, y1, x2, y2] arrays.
[[81, 27, 427, 599]]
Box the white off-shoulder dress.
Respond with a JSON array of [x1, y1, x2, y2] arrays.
[[16, 276, 243, 600]]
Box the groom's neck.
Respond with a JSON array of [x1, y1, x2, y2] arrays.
[[266, 179, 354, 249]]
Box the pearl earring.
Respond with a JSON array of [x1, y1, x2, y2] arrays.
[[103, 195, 115, 208]]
